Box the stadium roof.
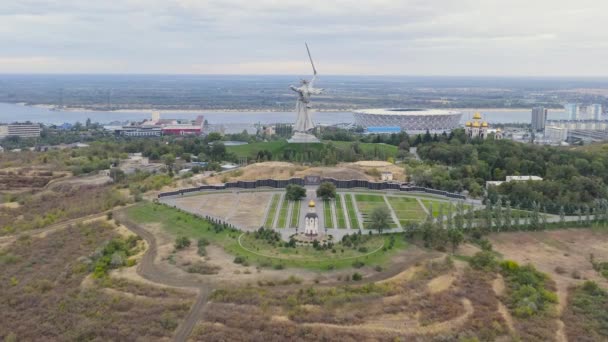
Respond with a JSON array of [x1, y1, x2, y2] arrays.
[[354, 108, 461, 116]]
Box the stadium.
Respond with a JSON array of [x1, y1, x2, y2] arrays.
[[353, 108, 463, 133]]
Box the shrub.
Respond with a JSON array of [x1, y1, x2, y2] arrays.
[[233, 256, 246, 264], [352, 272, 363, 281], [469, 251, 497, 271], [174, 236, 191, 250], [352, 260, 365, 268]]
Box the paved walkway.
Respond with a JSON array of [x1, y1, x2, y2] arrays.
[[383, 195, 402, 229]]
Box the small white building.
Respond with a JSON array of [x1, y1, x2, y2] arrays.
[[380, 171, 393, 181], [486, 175, 543, 188]]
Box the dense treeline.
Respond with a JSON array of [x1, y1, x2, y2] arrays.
[[415, 129, 608, 213]]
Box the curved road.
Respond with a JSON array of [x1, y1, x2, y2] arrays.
[[114, 210, 214, 342]]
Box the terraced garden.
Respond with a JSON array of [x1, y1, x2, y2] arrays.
[[420, 199, 454, 218], [354, 193, 398, 229], [264, 194, 280, 228], [276, 197, 289, 228], [344, 194, 361, 229], [386, 196, 428, 225], [334, 195, 347, 228], [289, 200, 301, 228], [323, 200, 334, 228]]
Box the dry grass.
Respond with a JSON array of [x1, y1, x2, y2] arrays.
[[0, 221, 192, 341]]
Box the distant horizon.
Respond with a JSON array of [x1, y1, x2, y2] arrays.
[[2, 73, 608, 80]]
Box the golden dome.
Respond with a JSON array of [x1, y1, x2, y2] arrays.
[[472, 121, 481, 127], [308, 200, 316, 207], [465, 121, 472, 127], [473, 112, 482, 120], [481, 121, 488, 127]]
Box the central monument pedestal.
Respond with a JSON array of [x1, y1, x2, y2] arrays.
[[288, 132, 320, 144]]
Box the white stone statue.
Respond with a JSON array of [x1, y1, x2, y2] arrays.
[[288, 43, 323, 143]]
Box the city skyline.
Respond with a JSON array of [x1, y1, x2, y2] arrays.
[[2, 0, 608, 76]]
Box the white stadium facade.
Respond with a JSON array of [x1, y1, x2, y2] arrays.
[[353, 108, 463, 133]]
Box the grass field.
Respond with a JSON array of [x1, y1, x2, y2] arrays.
[[264, 194, 280, 228], [345, 194, 361, 229], [354, 193, 399, 229], [226, 139, 398, 160], [125, 202, 407, 270], [323, 200, 334, 228], [421, 199, 453, 218], [387, 196, 428, 224], [276, 197, 289, 229], [335, 195, 347, 229], [289, 200, 300, 228]]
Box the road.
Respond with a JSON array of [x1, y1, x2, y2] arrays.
[[114, 210, 214, 342]]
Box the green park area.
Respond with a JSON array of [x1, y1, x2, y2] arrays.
[[334, 195, 347, 228], [263, 194, 280, 228], [276, 197, 289, 229], [125, 202, 407, 270], [226, 139, 398, 161], [323, 200, 334, 228], [354, 193, 399, 229], [386, 196, 428, 225], [344, 194, 361, 229], [289, 200, 300, 228]]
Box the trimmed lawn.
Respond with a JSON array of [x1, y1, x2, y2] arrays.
[[323, 200, 334, 228], [289, 200, 301, 228], [387, 196, 428, 223], [276, 197, 289, 229], [345, 194, 361, 229], [264, 194, 280, 228], [125, 202, 407, 270], [354, 194, 398, 229], [421, 199, 454, 218], [335, 195, 347, 229]]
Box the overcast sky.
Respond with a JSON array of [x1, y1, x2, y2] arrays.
[[2, 0, 607, 76]]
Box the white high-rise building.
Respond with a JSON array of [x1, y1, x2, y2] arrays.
[[564, 103, 579, 120], [591, 104, 603, 121]]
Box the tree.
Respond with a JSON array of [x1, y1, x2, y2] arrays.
[[559, 205, 566, 226], [210, 141, 226, 161], [448, 229, 464, 254], [162, 153, 176, 169], [454, 201, 464, 230], [494, 199, 503, 232], [504, 200, 512, 231], [109, 168, 126, 182], [316, 182, 337, 200], [286, 184, 306, 201], [369, 206, 391, 234]]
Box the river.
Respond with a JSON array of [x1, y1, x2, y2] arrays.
[[0, 102, 568, 126]]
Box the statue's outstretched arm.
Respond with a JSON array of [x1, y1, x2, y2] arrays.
[[310, 87, 323, 95], [289, 85, 300, 93]]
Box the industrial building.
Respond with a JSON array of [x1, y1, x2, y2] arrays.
[[544, 126, 568, 144], [104, 112, 204, 137], [0, 123, 41, 139], [353, 108, 462, 133]]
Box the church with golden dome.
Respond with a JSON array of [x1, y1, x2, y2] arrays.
[[304, 199, 319, 236], [465, 112, 503, 139]]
